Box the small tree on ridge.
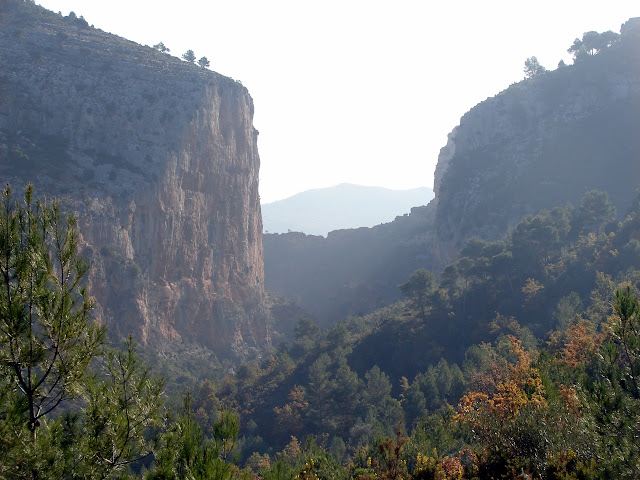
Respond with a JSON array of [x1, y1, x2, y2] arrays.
[[524, 56, 547, 78], [182, 49, 196, 63], [399, 268, 435, 319]]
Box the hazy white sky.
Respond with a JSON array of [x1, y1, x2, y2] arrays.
[[36, 1, 638, 203]]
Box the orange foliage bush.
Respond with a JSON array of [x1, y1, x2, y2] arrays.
[[456, 336, 546, 425]]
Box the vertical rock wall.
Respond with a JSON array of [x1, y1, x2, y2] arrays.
[[0, 1, 269, 359]]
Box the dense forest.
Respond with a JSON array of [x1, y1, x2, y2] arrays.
[[3, 182, 640, 478]]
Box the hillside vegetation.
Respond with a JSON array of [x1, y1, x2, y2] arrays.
[[2, 3, 640, 478], [201, 188, 640, 478], [7, 184, 640, 478]]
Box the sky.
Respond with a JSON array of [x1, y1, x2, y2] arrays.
[[36, 1, 639, 203]]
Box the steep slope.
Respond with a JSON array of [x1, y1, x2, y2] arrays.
[[262, 184, 433, 236], [432, 18, 640, 267], [264, 204, 435, 326], [0, 1, 268, 360]]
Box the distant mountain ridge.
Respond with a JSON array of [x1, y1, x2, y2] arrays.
[[261, 183, 434, 236]]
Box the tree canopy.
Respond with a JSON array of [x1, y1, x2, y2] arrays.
[[523, 56, 547, 78], [568, 29, 620, 61], [182, 49, 196, 63], [0, 184, 103, 440], [153, 41, 170, 53], [0, 185, 164, 478], [399, 268, 435, 319]]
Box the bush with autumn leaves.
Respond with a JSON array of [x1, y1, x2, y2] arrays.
[[388, 285, 639, 480], [453, 335, 586, 478]]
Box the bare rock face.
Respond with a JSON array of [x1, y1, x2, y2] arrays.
[[0, 1, 268, 359], [432, 18, 640, 268]]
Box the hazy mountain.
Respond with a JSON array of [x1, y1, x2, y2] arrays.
[[261, 183, 434, 236]]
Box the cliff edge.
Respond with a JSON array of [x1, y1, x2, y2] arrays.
[[0, 1, 269, 360]]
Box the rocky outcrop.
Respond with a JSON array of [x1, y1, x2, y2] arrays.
[[432, 18, 640, 267], [0, 1, 268, 359]]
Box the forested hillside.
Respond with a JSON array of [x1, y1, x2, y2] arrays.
[[102, 186, 640, 479], [5, 182, 640, 477], [203, 188, 640, 472]]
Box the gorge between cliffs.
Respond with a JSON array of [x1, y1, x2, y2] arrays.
[[4, 1, 640, 477]]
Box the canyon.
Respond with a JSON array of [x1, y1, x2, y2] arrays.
[[4, 0, 640, 354]]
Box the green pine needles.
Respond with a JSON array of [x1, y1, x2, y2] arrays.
[[0, 184, 103, 439], [0, 184, 164, 478]]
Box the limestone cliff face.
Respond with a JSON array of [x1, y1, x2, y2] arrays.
[[432, 19, 640, 267], [0, 1, 268, 359]]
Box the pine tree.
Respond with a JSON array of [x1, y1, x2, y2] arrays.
[[0, 184, 104, 442], [182, 49, 196, 63], [0, 184, 164, 477]]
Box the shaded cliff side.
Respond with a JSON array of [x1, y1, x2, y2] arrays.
[[0, 1, 268, 359], [432, 18, 640, 267], [264, 204, 435, 327]]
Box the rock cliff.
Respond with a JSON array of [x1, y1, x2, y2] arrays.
[[0, 1, 268, 359], [432, 18, 640, 267]]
